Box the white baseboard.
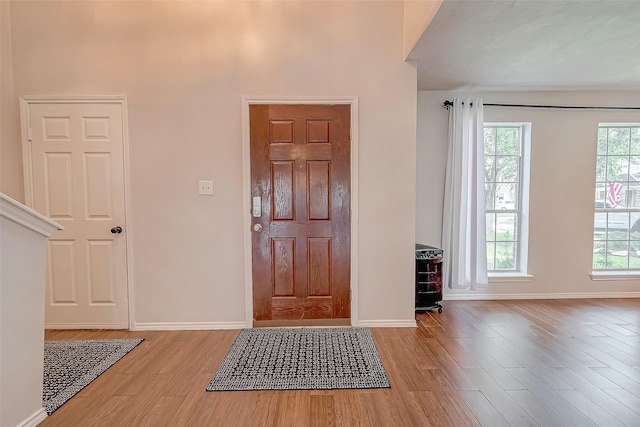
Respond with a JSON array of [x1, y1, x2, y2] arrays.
[[133, 321, 247, 331], [444, 292, 640, 301], [16, 407, 47, 427], [45, 323, 128, 330], [357, 319, 417, 328]]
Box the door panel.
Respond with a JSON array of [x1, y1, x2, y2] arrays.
[[28, 101, 128, 328], [84, 153, 113, 218], [272, 162, 294, 220], [86, 240, 116, 304], [48, 240, 77, 304], [43, 153, 74, 218], [308, 237, 331, 296], [273, 238, 295, 297], [250, 104, 350, 324]]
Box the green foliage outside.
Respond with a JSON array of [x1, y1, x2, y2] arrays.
[[485, 127, 520, 271], [592, 230, 640, 270], [487, 230, 516, 270], [484, 127, 520, 209]]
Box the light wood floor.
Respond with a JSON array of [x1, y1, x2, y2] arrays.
[[40, 299, 640, 426]]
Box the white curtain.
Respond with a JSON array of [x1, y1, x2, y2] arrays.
[[441, 98, 488, 290]]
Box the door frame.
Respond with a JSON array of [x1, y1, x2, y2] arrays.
[[20, 95, 135, 330], [241, 97, 359, 327]]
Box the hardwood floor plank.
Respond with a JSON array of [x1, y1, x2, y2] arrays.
[[588, 309, 639, 328], [419, 338, 479, 391], [136, 372, 200, 397], [552, 367, 640, 426], [497, 306, 609, 369], [432, 332, 482, 369], [426, 369, 482, 426], [404, 390, 454, 426], [605, 388, 640, 416], [596, 335, 640, 356], [331, 390, 369, 427], [486, 335, 565, 371], [618, 323, 640, 334], [458, 390, 509, 427], [555, 362, 622, 391], [290, 390, 312, 427], [136, 396, 186, 427], [455, 338, 525, 390], [506, 368, 597, 426], [463, 368, 537, 426], [506, 390, 568, 427], [309, 394, 336, 427], [555, 389, 626, 427], [374, 333, 435, 391], [38, 299, 640, 426], [249, 393, 289, 427], [170, 373, 223, 426], [590, 320, 639, 339], [579, 335, 640, 365], [530, 336, 608, 369], [358, 390, 416, 426], [592, 367, 640, 399], [455, 335, 522, 369]]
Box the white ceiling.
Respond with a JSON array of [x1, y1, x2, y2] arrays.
[[409, 0, 640, 91]]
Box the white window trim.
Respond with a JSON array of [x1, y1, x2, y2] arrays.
[[590, 271, 640, 281], [591, 123, 640, 274], [485, 122, 532, 277], [489, 273, 534, 283]]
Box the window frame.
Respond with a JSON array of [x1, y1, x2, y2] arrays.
[[483, 122, 531, 277], [592, 123, 640, 273]]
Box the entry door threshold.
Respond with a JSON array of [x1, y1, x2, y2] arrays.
[[253, 319, 351, 328]]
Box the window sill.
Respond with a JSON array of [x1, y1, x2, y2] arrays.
[[488, 273, 533, 283], [590, 271, 640, 281]]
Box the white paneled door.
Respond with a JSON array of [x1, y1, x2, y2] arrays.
[[24, 100, 129, 329]]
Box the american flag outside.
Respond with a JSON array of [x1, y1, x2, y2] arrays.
[[608, 182, 623, 208]]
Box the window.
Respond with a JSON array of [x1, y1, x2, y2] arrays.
[[592, 124, 640, 271], [484, 124, 531, 274]]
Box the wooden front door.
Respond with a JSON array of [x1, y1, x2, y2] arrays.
[[250, 104, 351, 326], [25, 100, 129, 329]]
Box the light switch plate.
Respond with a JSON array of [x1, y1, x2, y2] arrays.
[[199, 180, 213, 195]]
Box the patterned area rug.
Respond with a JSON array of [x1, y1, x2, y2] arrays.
[[206, 328, 390, 391], [43, 339, 143, 414]]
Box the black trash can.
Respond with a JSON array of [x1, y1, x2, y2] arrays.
[[415, 244, 443, 313]]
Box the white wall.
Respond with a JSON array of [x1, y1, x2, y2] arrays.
[[1, 194, 59, 427], [403, 0, 442, 59], [0, 1, 23, 202], [7, 1, 417, 325], [1, 216, 46, 426], [418, 91, 640, 298]]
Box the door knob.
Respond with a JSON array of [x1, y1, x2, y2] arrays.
[[111, 226, 123, 234], [253, 224, 263, 232]]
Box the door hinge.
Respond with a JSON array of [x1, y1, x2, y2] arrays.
[[28, 127, 32, 141]]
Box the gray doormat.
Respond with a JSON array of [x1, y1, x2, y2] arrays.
[[206, 328, 390, 391], [43, 338, 143, 414]]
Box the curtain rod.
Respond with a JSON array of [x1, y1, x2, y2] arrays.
[[442, 100, 640, 110]]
